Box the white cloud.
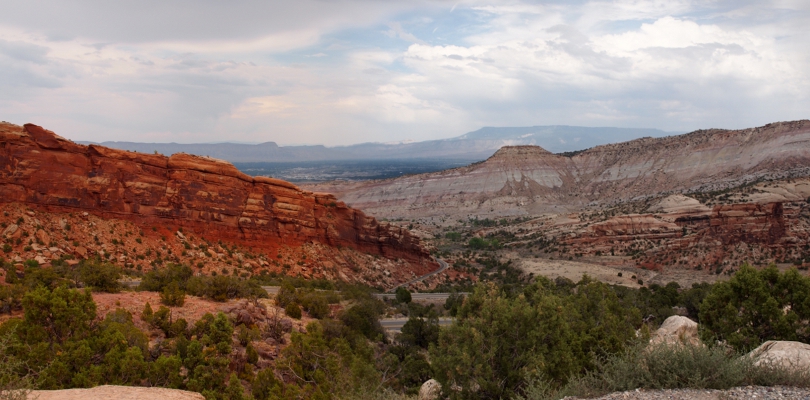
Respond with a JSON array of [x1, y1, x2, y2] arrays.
[[0, 0, 807, 146]]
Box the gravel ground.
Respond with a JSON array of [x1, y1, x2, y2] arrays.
[[571, 386, 810, 400]]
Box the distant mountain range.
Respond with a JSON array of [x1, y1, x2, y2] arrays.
[[80, 126, 678, 163]]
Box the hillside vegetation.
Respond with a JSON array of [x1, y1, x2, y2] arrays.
[[1, 253, 809, 399]]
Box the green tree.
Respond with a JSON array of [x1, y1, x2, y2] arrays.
[[246, 343, 259, 365], [225, 373, 247, 400], [275, 282, 297, 308], [79, 260, 121, 293], [399, 312, 439, 349], [160, 281, 186, 307], [395, 287, 412, 304], [699, 264, 810, 351], [139, 263, 193, 292], [252, 368, 283, 400], [0, 330, 39, 400], [340, 300, 384, 340], [277, 322, 380, 399], [285, 302, 302, 320], [444, 292, 465, 317], [565, 277, 641, 371], [18, 286, 96, 345], [430, 283, 576, 398], [141, 302, 154, 324]]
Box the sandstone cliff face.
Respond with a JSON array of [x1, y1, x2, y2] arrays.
[[0, 122, 435, 276], [309, 121, 810, 219]]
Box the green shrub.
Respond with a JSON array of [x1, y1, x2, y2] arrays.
[[340, 300, 385, 340], [160, 281, 186, 307], [79, 259, 121, 293], [2, 244, 11, 254], [246, 343, 259, 365], [185, 274, 266, 302], [275, 282, 297, 307], [139, 263, 193, 292], [285, 302, 302, 319], [431, 278, 640, 398], [399, 313, 439, 349], [0, 330, 40, 398], [236, 324, 260, 346], [141, 302, 154, 324], [395, 287, 412, 304], [151, 306, 173, 334], [444, 292, 464, 317], [299, 291, 330, 319], [524, 342, 810, 399], [468, 237, 501, 250], [699, 264, 810, 351]]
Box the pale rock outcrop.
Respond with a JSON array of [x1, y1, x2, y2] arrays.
[[748, 340, 810, 371], [1, 223, 17, 237], [650, 316, 700, 346], [418, 379, 441, 400], [648, 195, 710, 214], [32, 385, 204, 400], [309, 120, 810, 219]]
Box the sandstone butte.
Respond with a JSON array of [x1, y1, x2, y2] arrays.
[[0, 122, 437, 277], [308, 120, 810, 219]]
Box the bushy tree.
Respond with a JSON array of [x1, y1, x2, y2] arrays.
[[430, 278, 640, 399], [399, 312, 439, 349], [299, 291, 331, 319], [285, 302, 302, 320], [160, 281, 186, 307], [18, 286, 96, 345], [139, 263, 193, 292], [444, 292, 465, 317], [700, 264, 810, 351], [277, 322, 380, 399], [340, 300, 384, 340], [0, 330, 39, 400], [395, 287, 412, 304], [275, 282, 297, 308], [79, 259, 121, 293]]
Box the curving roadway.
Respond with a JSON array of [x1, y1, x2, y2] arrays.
[[389, 257, 449, 293]]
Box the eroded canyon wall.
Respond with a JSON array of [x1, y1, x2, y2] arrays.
[[0, 122, 434, 267], [309, 120, 810, 218]]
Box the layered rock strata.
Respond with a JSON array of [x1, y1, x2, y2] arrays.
[[308, 120, 810, 218], [0, 122, 435, 272]]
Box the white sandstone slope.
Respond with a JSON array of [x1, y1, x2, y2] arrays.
[[307, 120, 810, 218]]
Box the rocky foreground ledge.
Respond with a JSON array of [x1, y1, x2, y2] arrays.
[[32, 385, 204, 400], [577, 386, 810, 400]]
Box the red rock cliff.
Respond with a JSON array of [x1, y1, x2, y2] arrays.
[[0, 122, 434, 267]]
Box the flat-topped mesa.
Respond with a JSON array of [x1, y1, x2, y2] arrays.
[[488, 145, 554, 160], [0, 122, 434, 266]]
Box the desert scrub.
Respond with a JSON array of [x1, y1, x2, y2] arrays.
[[517, 342, 810, 400]]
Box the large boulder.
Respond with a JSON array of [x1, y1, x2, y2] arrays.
[[748, 340, 810, 371], [650, 315, 700, 346], [418, 379, 441, 400], [32, 385, 204, 400]]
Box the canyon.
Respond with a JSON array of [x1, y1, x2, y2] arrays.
[[306, 120, 810, 285], [0, 122, 438, 287]]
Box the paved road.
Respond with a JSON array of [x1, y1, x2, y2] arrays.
[[380, 317, 454, 332], [373, 292, 468, 301], [389, 257, 449, 293]]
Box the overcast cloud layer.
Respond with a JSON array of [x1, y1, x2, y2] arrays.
[[0, 0, 807, 145]]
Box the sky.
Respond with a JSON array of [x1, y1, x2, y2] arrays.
[[0, 0, 808, 146]]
